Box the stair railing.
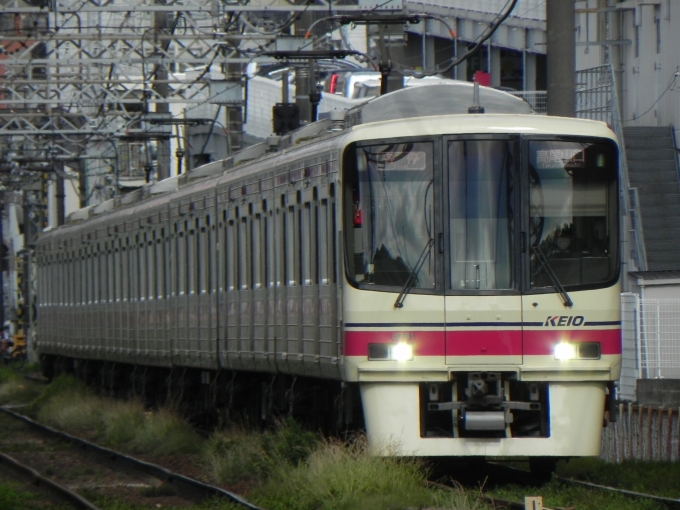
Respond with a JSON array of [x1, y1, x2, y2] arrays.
[[575, 64, 648, 272]]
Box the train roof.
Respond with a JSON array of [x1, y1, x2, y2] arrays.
[[346, 82, 532, 124], [51, 83, 615, 233]]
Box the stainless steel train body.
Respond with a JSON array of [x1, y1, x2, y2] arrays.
[[36, 84, 622, 458]]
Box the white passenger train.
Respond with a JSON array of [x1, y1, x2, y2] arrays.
[[36, 83, 621, 467]]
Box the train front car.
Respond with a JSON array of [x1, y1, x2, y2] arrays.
[[340, 88, 621, 462]]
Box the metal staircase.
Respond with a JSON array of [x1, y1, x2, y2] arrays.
[[624, 126, 680, 271]]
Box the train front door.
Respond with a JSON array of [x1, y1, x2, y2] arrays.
[[443, 137, 523, 365]]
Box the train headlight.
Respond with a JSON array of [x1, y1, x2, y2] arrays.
[[391, 342, 414, 361], [554, 341, 601, 360], [554, 342, 577, 360]]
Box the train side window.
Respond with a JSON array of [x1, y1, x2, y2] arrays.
[[138, 236, 145, 301], [286, 205, 297, 286], [122, 240, 130, 302], [74, 249, 80, 306], [202, 222, 209, 294], [87, 249, 93, 305], [239, 215, 249, 290], [55, 254, 60, 305], [79, 249, 86, 305], [191, 228, 199, 295], [176, 228, 185, 296], [331, 191, 338, 285], [85, 249, 90, 305], [301, 202, 312, 286], [154, 231, 162, 299], [68, 252, 72, 305], [277, 203, 285, 288], [132, 237, 138, 302], [62, 253, 67, 305], [252, 213, 262, 289], [198, 222, 206, 294], [64, 253, 69, 306], [84, 249, 90, 305], [225, 218, 236, 292], [188, 229, 196, 295], [265, 210, 275, 288], [112, 245, 119, 302], [105, 248, 110, 302], [99, 247, 103, 304], [73, 251, 78, 305], [92, 247, 98, 304], [80, 249, 85, 305], [319, 199, 330, 285], [146, 234, 154, 300]]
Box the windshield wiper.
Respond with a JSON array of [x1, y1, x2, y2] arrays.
[[394, 238, 435, 308], [532, 245, 573, 307]]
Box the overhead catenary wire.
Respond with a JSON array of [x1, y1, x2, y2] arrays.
[[625, 71, 679, 121]]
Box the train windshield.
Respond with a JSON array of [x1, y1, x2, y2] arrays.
[[528, 140, 618, 290], [448, 140, 515, 290], [344, 136, 619, 293], [347, 141, 436, 289]]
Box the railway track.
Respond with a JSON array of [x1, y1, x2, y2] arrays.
[[431, 460, 680, 509], [554, 476, 680, 509], [0, 451, 100, 509], [0, 406, 264, 510]]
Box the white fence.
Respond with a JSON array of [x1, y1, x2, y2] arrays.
[[510, 91, 546, 114], [620, 295, 680, 401], [601, 403, 680, 462]]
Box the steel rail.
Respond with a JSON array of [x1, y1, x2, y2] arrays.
[[556, 476, 680, 509], [0, 406, 265, 510], [0, 451, 102, 510], [488, 463, 680, 509]]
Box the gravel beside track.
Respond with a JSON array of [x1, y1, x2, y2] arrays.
[[0, 406, 264, 510], [0, 451, 101, 509]]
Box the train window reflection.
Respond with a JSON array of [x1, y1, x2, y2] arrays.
[[448, 140, 515, 291], [528, 140, 618, 289], [347, 141, 435, 289]]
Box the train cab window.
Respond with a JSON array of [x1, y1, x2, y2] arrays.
[[528, 140, 618, 290], [447, 139, 515, 291], [345, 141, 435, 289]]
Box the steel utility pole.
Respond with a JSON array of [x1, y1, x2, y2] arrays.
[[546, 0, 575, 117]]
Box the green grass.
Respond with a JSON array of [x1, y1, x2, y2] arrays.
[[0, 481, 38, 510], [127, 407, 202, 455], [251, 434, 490, 510], [28, 373, 203, 456], [14, 371, 679, 509], [78, 490, 245, 510], [203, 426, 268, 484], [0, 367, 42, 405], [490, 479, 667, 510], [557, 457, 680, 498]]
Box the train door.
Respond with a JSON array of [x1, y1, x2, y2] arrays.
[[444, 136, 523, 365]]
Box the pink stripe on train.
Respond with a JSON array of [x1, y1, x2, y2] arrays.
[[343, 328, 621, 357]]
